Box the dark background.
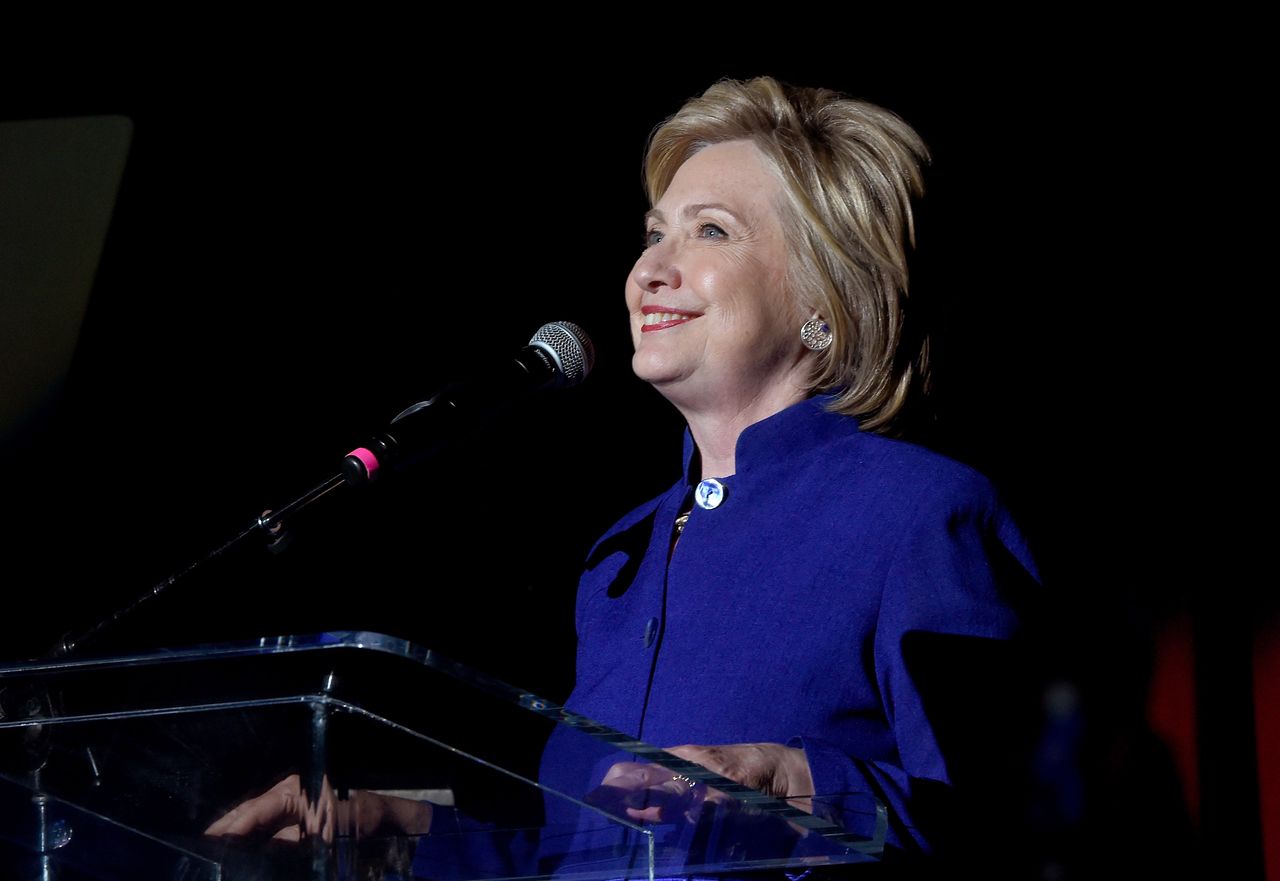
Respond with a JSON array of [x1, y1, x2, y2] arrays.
[[0, 45, 1261, 878]]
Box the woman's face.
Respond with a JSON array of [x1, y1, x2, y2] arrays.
[[626, 139, 809, 417]]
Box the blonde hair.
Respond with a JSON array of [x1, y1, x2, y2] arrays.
[[644, 76, 930, 434]]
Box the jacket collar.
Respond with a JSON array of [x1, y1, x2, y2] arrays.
[[680, 394, 859, 484]]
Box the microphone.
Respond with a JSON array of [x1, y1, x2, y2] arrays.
[[53, 323, 595, 658], [340, 320, 595, 483]]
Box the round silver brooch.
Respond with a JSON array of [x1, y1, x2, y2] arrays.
[[694, 478, 726, 510]]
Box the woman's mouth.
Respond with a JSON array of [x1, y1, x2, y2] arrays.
[[641, 307, 702, 333]]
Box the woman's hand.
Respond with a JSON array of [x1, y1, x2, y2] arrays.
[[667, 743, 814, 813], [204, 774, 432, 842], [586, 758, 718, 824], [586, 742, 814, 825]]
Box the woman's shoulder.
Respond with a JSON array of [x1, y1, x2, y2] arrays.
[[833, 427, 1040, 583], [754, 397, 1001, 510], [828, 424, 1003, 510]]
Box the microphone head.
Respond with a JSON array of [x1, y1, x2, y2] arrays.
[[529, 321, 595, 387]]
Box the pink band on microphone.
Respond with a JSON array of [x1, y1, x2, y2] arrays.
[[347, 447, 380, 480]]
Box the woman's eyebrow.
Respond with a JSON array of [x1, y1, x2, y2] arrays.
[[644, 203, 744, 225]]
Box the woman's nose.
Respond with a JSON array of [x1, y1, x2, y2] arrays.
[[631, 241, 682, 292]]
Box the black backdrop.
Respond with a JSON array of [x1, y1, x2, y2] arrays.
[[1, 47, 1252, 876], [2, 59, 1188, 666]]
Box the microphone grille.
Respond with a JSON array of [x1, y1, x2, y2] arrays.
[[529, 321, 596, 387]]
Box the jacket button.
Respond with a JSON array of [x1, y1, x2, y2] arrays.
[[643, 617, 659, 648]]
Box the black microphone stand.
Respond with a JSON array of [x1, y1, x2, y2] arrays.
[[10, 437, 394, 881], [53, 433, 397, 659]]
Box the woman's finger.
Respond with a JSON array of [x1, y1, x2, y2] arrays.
[[205, 774, 309, 839], [272, 824, 302, 842]]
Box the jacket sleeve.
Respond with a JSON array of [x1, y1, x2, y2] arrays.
[[796, 475, 1039, 854]]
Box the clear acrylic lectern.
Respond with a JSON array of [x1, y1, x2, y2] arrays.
[[0, 632, 884, 879]]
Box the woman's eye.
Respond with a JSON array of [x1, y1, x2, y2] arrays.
[[643, 228, 664, 248], [698, 223, 727, 239]]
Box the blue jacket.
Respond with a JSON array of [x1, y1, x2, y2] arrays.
[[542, 394, 1039, 854]]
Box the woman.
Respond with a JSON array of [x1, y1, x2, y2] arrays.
[[209, 75, 1038, 867], [538, 75, 1038, 855]]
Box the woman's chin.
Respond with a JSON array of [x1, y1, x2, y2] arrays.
[[631, 351, 690, 389]]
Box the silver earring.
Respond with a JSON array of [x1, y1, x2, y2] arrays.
[[800, 317, 833, 351]]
